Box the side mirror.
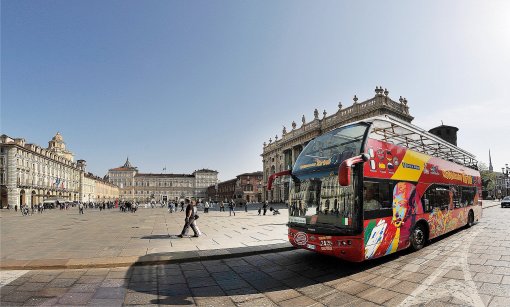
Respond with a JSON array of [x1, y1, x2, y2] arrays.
[[338, 153, 369, 186], [267, 170, 292, 190]]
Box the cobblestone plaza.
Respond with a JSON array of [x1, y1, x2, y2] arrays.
[[1, 201, 509, 306]]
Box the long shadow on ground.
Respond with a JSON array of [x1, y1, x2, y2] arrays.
[[126, 225, 474, 305], [126, 248, 402, 305]]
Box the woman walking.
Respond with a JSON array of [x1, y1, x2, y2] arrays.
[[178, 199, 201, 238]]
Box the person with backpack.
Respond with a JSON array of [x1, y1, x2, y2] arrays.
[[229, 199, 236, 216]]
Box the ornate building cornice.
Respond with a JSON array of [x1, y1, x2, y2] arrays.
[[262, 86, 413, 156]]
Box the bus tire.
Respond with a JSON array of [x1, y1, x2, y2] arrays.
[[467, 210, 475, 227], [410, 223, 427, 251]]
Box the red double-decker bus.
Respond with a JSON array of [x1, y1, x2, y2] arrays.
[[268, 115, 481, 262]]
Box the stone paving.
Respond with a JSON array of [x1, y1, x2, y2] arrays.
[[0, 204, 290, 269], [1, 201, 509, 306]]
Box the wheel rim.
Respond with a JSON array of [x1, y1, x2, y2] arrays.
[[414, 228, 424, 245]]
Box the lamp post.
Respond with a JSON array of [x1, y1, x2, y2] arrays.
[[502, 164, 509, 197]]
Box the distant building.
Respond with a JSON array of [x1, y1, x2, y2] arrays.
[[0, 133, 118, 208], [82, 171, 119, 203], [207, 171, 263, 203], [261, 87, 414, 203], [107, 158, 218, 202]]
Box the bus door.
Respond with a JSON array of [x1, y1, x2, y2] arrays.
[[363, 180, 418, 260], [363, 180, 394, 259]]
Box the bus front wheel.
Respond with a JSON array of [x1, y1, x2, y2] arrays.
[[410, 223, 426, 251]]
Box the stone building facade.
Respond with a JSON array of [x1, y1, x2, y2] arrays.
[[261, 87, 414, 203], [207, 171, 263, 203], [82, 172, 119, 203], [0, 133, 119, 208], [107, 159, 218, 202]]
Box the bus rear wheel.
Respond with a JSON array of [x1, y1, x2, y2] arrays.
[[467, 210, 475, 227], [410, 223, 426, 251]]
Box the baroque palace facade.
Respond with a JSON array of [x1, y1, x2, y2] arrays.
[[261, 86, 414, 203], [107, 158, 218, 202], [0, 133, 119, 208]]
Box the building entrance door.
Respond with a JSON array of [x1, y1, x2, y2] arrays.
[[20, 190, 26, 206]]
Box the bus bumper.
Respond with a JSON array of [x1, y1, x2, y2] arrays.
[[288, 228, 364, 262]]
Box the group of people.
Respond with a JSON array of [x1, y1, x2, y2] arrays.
[[119, 202, 138, 213], [167, 201, 186, 213], [6, 203, 47, 215]]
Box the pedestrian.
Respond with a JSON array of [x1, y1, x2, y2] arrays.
[[229, 199, 236, 216], [204, 201, 209, 213], [178, 199, 201, 238], [79, 202, 84, 214], [258, 207, 262, 215], [180, 201, 185, 212], [15, 204, 18, 212], [263, 201, 268, 215], [245, 202, 248, 212]]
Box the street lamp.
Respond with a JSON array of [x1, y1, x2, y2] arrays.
[[502, 164, 509, 197]]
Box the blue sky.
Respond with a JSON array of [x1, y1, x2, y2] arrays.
[[2, 0, 509, 180]]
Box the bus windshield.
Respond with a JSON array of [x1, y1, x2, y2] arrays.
[[288, 123, 368, 233], [293, 124, 368, 174], [288, 174, 358, 232]]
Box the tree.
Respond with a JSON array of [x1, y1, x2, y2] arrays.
[[478, 162, 496, 198]]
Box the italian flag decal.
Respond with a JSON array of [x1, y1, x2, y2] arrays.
[[339, 217, 350, 226]]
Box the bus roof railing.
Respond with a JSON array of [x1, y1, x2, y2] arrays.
[[365, 115, 478, 170]]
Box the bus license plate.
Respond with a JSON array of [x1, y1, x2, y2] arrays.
[[306, 243, 316, 250]]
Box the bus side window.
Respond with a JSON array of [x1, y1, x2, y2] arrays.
[[363, 181, 392, 211], [461, 187, 476, 207], [422, 185, 450, 212], [380, 181, 393, 209]]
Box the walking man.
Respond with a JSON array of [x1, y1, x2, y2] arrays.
[[178, 199, 201, 238]]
